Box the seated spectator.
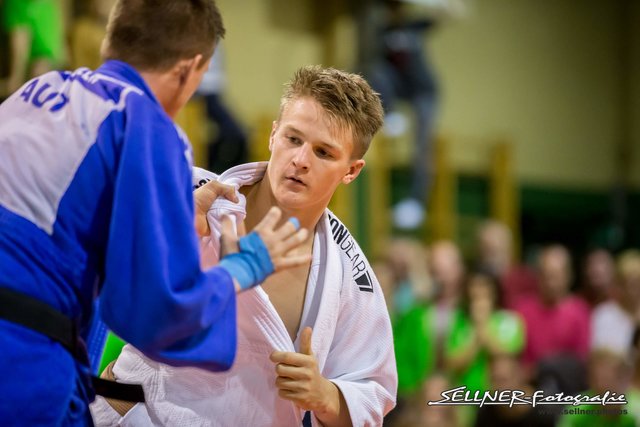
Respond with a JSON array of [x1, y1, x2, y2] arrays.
[[474, 354, 555, 427], [445, 271, 525, 394], [515, 245, 590, 373], [580, 247, 617, 309], [557, 348, 636, 427], [394, 240, 464, 396], [385, 237, 432, 316], [590, 250, 640, 357], [419, 373, 460, 427], [476, 220, 538, 309], [618, 250, 640, 322]]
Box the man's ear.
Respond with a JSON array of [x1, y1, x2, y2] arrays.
[[177, 54, 203, 85], [342, 159, 365, 185], [269, 121, 278, 152]]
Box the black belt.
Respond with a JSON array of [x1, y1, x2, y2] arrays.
[[0, 287, 145, 402]]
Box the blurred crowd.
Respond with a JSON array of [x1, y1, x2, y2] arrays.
[[376, 221, 640, 427], [3, 2, 640, 426]]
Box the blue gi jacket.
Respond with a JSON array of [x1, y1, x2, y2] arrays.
[[0, 61, 237, 425]]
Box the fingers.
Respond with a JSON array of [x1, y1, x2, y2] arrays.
[[300, 327, 313, 356], [272, 253, 312, 270], [219, 215, 239, 257], [270, 351, 310, 366], [202, 180, 238, 203], [254, 206, 282, 232], [279, 228, 309, 254]]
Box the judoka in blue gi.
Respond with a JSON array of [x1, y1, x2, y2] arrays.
[[0, 1, 309, 425]]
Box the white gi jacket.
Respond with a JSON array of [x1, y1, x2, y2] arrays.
[[92, 162, 397, 427]]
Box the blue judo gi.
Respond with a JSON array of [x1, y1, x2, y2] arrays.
[[0, 61, 237, 425]]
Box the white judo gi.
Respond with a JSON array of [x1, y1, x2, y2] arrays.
[[91, 162, 397, 427]]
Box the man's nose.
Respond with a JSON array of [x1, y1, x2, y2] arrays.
[[292, 143, 311, 169]]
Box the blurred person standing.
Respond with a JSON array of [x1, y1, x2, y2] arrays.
[[0, 1, 309, 424], [367, 0, 440, 230], [195, 42, 249, 173]]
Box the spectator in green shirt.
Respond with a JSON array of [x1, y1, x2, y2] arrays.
[[445, 271, 525, 394]]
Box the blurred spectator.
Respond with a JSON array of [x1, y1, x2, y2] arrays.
[[590, 250, 640, 357], [419, 374, 460, 427], [386, 373, 459, 427], [627, 327, 640, 423], [385, 237, 432, 316], [580, 248, 618, 309], [367, 0, 439, 230], [1, 0, 67, 96], [445, 271, 525, 395], [557, 349, 636, 427], [70, 0, 115, 70], [196, 43, 248, 173], [474, 354, 555, 427], [476, 220, 538, 309], [515, 245, 590, 373], [371, 259, 396, 315], [618, 250, 640, 322], [394, 240, 463, 396]]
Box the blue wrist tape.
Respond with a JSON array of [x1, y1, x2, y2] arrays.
[[219, 231, 275, 290]]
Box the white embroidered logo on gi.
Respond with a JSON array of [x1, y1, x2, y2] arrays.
[[328, 214, 373, 293]]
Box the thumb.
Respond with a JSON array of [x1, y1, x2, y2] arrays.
[[299, 326, 313, 356]]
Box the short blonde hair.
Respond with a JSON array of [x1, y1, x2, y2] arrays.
[[280, 65, 384, 159]]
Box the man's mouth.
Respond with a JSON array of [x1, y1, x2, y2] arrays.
[[286, 176, 306, 186]]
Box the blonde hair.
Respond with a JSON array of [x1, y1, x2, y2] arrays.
[[280, 65, 384, 159]]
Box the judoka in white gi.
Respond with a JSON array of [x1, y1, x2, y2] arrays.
[[92, 65, 398, 427]]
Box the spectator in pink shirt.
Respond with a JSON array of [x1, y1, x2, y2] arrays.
[[515, 245, 591, 371]]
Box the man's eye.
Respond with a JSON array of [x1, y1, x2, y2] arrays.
[[317, 149, 331, 158], [287, 136, 301, 144]]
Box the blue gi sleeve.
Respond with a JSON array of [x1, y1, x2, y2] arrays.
[[98, 93, 236, 372]]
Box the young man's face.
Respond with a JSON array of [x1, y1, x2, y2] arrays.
[[266, 96, 365, 212]]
